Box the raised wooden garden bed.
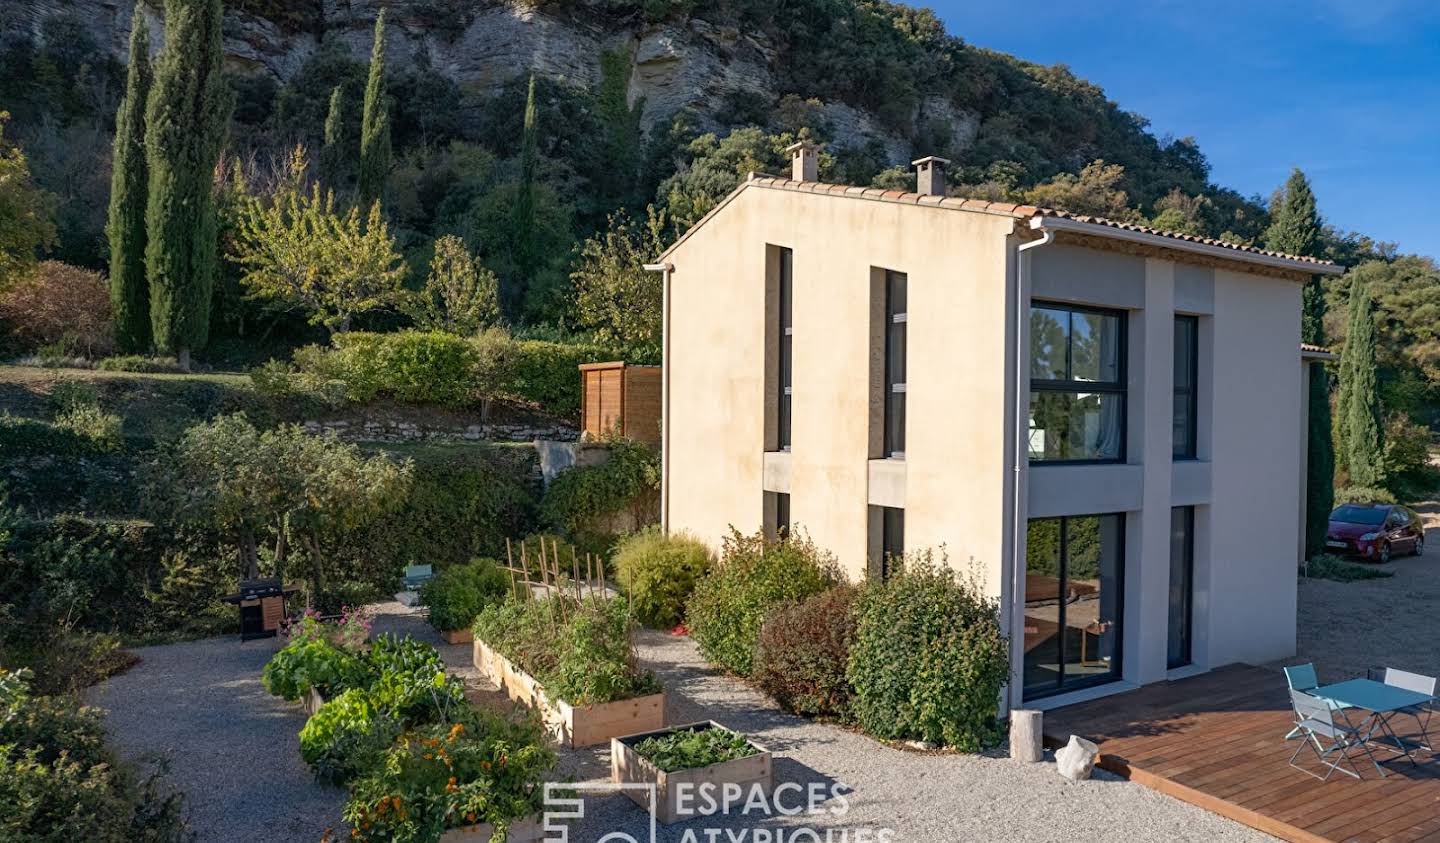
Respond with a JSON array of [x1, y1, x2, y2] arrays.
[[437, 815, 544, 843], [473, 639, 665, 749], [611, 721, 772, 825], [439, 628, 473, 645]]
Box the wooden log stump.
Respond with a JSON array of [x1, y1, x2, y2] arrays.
[[1009, 709, 1044, 763]]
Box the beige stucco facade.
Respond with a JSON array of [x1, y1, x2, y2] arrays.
[[660, 176, 1339, 708]]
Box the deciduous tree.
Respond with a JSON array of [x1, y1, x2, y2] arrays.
[[0, 115, 57, 288], [572, 206, 668, 359], [403, 234, 499, 335], [107, 14, 151, 353]]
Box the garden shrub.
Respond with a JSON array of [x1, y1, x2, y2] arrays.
[[473, 596, 660, 705], [419, 558, 511, 632], [333, 330, 480, 407], [95, 355, 183, 373], [46, 379, 100, 413], [0, 260, 115, 356], [539, 437, 659, 545], [504, 336, 614, 420], [847, 552, 1009, 751], [0, 413, 114, 456], [0, 669, 188, 842], [686, 528, 839, 676], [753, 585, 858, 719], [611, 526, 713, 628], [344, 706, 554, 842], [1334, 485, 1396, 505], [53, 404, 124, 452]]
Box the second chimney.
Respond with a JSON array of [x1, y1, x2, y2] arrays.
[[912, 155, 950, 196], [786, 141, 819, 182]]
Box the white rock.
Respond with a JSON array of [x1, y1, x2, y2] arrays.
[[1056, 735, 1099, 781], [1009, 709, 1044, 763]]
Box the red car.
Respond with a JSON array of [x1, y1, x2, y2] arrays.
[[1326, 503, 1425, 563]]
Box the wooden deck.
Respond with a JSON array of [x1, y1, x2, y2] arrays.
[[1042, 664, 1440, 843]]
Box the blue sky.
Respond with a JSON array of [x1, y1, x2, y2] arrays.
[[933, 0, 1440, 258]]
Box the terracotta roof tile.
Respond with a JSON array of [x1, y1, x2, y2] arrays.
[[1301, 342, 1333, 354]]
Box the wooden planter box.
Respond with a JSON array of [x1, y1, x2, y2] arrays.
[[437, 815, 544, 843], [473, 639, 664, 748], [439, 627, 473, 645], [611, 721, 772, 825]]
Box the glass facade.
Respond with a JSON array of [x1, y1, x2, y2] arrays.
[[1173, 316, 1198, 459], [1023, 514, 1125, 699], [1168, 507, 1194, 669], [1029, 303, 1126, 462]]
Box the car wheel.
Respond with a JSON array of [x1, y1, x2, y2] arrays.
[[1414, 536, 1425, 557], [1378, 542, 1391, 564]]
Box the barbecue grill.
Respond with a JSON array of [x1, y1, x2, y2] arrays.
[[220, 578, 297, 641]]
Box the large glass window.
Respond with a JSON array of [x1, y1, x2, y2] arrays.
[[1173, 316, 1198, 459], [777, 248, 793, 450], [1024, 514, 1125, 699], [1029, 304, 1126, 462], [884, 271, 907, 457], [1168, 507, 1194, 669]]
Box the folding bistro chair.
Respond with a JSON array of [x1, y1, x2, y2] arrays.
[[1383, 668, 1436, 751], [1288, 689, 1381, 780], [1284, 663, 1344, 739]]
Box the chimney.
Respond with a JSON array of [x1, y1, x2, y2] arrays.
[[912, 155, 950, 196], [786, 141, 819, 182]]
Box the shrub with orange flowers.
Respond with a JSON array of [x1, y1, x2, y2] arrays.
[[342, 707, 554, 843]]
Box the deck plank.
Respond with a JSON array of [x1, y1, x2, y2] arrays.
[[1042, 665, 1440, 843]]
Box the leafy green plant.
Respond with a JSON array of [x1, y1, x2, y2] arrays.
[[539, 438, 659, 544], [611, 527, 712, 628], [1305, 554, 1395, 582], [686, 528, 838, 676], [847, 552, 1009, 751], [631, 725, 756, 772], [262, 637, 369, 702], [299, 688, 401, 784], [1334, 485, 1396, 505], [753, 585, 857, 719], [344, 708, 555, 843], [54, 404, 124, 452], [473, 596, 659, 706], [419, 558, 510, 633], [95, 355, 183, 373]]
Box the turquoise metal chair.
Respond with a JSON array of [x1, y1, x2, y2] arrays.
[[1284, 663, 1345, 739], [1288, 689, 1377, 781]]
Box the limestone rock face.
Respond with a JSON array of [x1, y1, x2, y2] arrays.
[[8, 0, 954, 166]]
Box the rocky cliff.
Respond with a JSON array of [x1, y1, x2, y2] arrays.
[[8, 0, 968, 163]]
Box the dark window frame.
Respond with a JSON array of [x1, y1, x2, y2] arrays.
[[880, 506, 904, 580], [775, 492, 790, 540], [777, 248, 794, 451], [1023, 513, 1127, 700], [1029, 301, 1128, 465], [1173, 315, 1199, 460], [883, 270, 907, 459]]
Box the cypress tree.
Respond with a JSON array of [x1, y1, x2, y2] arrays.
[[358, 11, 391, 209], [145, 0, 231, 369], [1341, 279, 1385, 489], [107, 12, 151, 353], [508, 74, 539, 319], [1265, 168, 1334, 556], [321, 84, 346, 188]]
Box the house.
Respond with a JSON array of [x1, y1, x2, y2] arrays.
[[650, 144, 1344, 710]]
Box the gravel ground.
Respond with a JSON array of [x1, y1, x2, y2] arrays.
[[87, 634, 346, 842], [1291, 501, 1440, 683]]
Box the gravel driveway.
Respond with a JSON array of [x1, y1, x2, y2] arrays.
[[1293, 501, 1440, 683]]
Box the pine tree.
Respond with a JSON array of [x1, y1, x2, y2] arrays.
[[358, 11, 391, 209], [107, 11, 151, 353], [1340, 279, 1385, 490], [508, 74, 539, 319], [144, 0, 231, 370], [321, 85, 346, 188], [1265, 167, 1334, 556]]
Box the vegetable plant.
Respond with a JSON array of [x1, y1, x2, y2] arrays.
[[419, 558, 510, 633], [631, 725, 756, 773]]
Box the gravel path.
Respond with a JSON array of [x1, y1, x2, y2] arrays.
[[1292, 501, 1440, 683], [87, 635, 345, 842]]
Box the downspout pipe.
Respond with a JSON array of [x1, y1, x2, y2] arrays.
[[644, 262, 673, 532], [1008, 225, 1054, 710]]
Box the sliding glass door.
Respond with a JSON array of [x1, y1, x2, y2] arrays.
[[1023, 514, 1125, 700]]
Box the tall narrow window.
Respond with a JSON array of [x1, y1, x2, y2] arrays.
[[777, 248, 793, 450], [881, 506, 904, 579], [884, 271, 907, 458], [1173, 316, 1198, 459], [1029, 303, 1126, 463], [1168, 507, 1195, 669], [776, 493, 790, 539]]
